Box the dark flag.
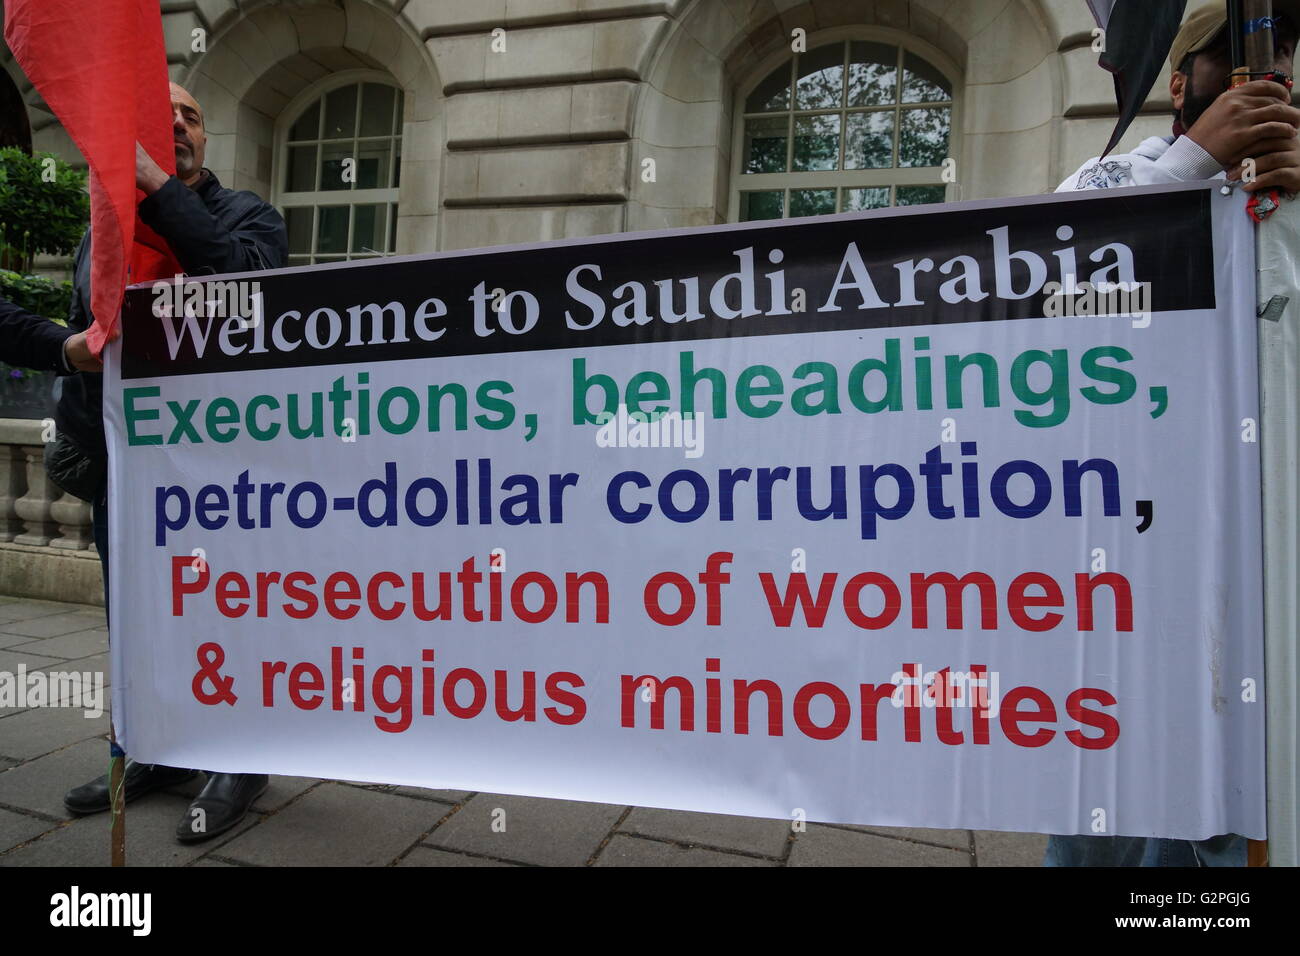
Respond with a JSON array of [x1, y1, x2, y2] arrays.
[[1089, 0, 1189, 156]]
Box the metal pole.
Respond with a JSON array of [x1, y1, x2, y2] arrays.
[[1245, 0, 1276, 868], [1244, 0, 1277, 76], [1229, 0, 1248, 82]]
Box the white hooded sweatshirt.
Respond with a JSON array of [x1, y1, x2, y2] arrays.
[[1056, 134, 1226, 191]]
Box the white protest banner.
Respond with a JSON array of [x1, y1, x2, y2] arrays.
[[104, 182, 1263, 839]]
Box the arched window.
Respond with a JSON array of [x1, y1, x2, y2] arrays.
[[733, 39, 956, 221], [0, 68, 32, 153], [274, 75, 404, 266]]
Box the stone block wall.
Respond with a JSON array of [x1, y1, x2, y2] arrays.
[[0, 0, 1221, 247]]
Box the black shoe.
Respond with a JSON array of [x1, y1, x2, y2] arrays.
[[63, 759, 197, 815], [175, 772, 268, 844]]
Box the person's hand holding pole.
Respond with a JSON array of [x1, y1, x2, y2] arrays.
[[1190, 78, 1300, 179]]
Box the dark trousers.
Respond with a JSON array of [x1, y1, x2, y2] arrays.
[[94, 482, 212, 776], [92, 482, 108, 623]]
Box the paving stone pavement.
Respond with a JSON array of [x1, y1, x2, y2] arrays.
[[0, 595, 1048, 867]]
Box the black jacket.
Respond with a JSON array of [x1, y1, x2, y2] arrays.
[[57, 169, 288, 458], [0, 296, 74, 372]]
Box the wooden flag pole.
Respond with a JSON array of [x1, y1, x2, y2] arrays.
[[109, 729, 125, 866]]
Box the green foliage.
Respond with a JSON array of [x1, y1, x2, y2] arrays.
[[0, 269, 71, 323], [0, 147, 89, 272]]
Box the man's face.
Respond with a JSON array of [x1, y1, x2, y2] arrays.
[[1177, 19, 1298, 129], [170, 83, 207, 180]]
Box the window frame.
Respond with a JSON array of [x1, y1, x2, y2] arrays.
[[271, 69, 405, 265], [728, 27, 964, 222]]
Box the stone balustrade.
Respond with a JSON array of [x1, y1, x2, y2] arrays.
[[0, 418, 104, 605]]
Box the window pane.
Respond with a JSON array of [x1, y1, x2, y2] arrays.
[[317, 205, 350, 253], [356, 140, 392, 189], [394, 90, 405, 129], [389, 204, 399, 251], [289, 101, 320, 141], [323, 85, 358, 139], [790, 188, 836, 217], [285, 207, 313, 254], [315, 255, 347, 265], [896, 185, 947, 206], [359, 84, 397, 137], [320, 142, 353, 191], [848, 42, 898, 106], [743, 116, 789, 173], [899, 106, 950, 167], [844, 111, 895, 169], [351, 204, 387, 253], [288, 255, 312, 268], [740, 191, 783, 221], [393, 139, 402, 187], [843, 187, 891, 211], [286, 145, 317, 191], [746, 63, 792, 113], [792, 113, 840, 171], [795, 43, 846, 110], [902, 52, 951, 103]]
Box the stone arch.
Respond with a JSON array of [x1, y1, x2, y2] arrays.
[[0, 64, 31, 153], [0, 38, 82, 165], [178, 0, 444, 254], [628, 0, 1059, 230]]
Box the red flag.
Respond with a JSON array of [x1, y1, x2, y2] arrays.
[[5, 0, 182, 354]]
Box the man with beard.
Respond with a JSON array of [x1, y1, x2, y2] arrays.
[[58, 82, 287, 843], [1046, 2, 1297, 866], [1059, 2, 1300, 195]]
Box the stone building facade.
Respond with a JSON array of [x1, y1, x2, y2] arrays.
[[0, 0, 1199, 603], [4, 0, 1184, 258]]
